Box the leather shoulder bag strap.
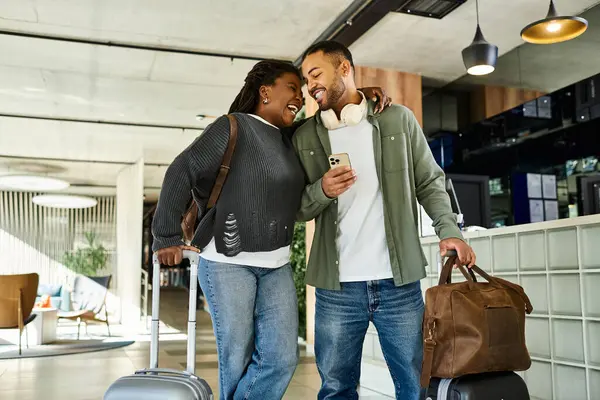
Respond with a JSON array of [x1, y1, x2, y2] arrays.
[[420, 319, 436, 388], [207, 114, 238, 209], [470, 265, 534, 314]]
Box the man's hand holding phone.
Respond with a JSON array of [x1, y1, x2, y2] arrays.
[[322, 166, 356, 198]]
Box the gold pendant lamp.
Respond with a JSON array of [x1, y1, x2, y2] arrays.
[[521, 0, 588, 44]]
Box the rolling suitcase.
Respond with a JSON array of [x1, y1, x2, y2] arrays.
[[424, 371, 530, 400], [422, 250, 530, 400], [104, 250, 213, 400]]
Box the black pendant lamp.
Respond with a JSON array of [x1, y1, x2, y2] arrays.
[[521, 0, 588, 44], [462, 0, 498, 76]]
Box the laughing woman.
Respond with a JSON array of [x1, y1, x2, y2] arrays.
[[151, 60, 390, 400]]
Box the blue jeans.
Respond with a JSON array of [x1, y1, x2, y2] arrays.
[[315, 279, 424, 400], [198, 258, 299, 400]]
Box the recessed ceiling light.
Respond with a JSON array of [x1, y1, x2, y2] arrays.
[[195, 114, 206, 121], [32, 194, 97, 209], [0, 175, 70, 191]]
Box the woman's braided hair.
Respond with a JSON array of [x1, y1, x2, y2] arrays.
[[228, 60, 302, 114]]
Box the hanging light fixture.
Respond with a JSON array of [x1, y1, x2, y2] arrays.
[[0, 175, 70, 192], [32, 194, 97, 209], [521, 0, 588, 44], [462, 0, 498, 76]]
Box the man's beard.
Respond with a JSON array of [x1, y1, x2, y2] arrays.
[[319, 77, 346, 111]]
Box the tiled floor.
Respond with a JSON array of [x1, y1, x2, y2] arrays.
[[0, 288, 387, 399], [0, 289, 370, 399]]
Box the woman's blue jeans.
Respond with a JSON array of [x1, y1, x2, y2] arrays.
[[198, 258, 299, 400]]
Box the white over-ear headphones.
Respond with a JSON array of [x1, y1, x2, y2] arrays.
[[320, 92, 368, 130]]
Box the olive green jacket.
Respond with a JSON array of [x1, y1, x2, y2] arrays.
[[292, 101, 463, 290]]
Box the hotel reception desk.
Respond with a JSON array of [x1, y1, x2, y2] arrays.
[[359, 214, 600, 400]]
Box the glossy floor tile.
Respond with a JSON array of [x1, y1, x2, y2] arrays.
[[0, 289, 322, 400]]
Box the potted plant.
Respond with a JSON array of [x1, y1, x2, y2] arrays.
[[63, 231, 109, 276]]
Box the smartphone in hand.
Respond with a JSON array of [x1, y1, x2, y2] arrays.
[[328, 153, 352, 170]]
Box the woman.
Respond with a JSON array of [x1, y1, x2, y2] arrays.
[[152, 60, 389, 400]]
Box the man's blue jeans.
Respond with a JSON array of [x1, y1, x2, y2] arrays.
[[315, 279, 424, 400], [198, 258, 299, 400]]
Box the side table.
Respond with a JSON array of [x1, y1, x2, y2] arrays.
[[29, 307, 58, 345]]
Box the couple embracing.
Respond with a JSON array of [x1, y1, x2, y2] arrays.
[[153, 40, 475, 400]]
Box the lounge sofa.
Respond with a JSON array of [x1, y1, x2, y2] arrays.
[[35, 283, 71, 311]]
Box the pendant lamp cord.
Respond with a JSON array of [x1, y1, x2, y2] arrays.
[[476, 0, 480, 26]]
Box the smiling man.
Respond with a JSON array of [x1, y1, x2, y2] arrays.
[[292, 41, 476, 400]]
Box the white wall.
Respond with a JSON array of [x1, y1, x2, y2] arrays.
[[0, 191, 116, 284], [116, 158, 144, 327]]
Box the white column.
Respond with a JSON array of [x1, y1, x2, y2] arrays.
[[116, 158, 144, 328]]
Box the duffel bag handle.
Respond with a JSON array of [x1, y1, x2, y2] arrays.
[[438, 250, 477, 285], [438, 250, 533, 314]]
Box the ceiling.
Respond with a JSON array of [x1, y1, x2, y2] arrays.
[[0, 0, 597, 200], [351, 0, 600, 87], [0, 116, 200, 199], [0, 0, 356, 127], [0, 0, 354, 199], [0, 0, 353, 59]]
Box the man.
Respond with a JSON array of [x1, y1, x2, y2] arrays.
[[292, 41, 476, 400]]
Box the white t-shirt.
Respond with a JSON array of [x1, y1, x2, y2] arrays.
[[200, 114, 291, 268], [328, 116, 394, 282]]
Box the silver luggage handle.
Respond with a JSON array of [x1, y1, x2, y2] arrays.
[[150, 249, 201, 374], [151, 250, 200, 267], [136, 368, 191, 376], [134, 367, 201, 379]]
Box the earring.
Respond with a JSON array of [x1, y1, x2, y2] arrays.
[[263, 98, 269, 104]]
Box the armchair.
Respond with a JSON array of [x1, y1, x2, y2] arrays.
[[57, 275, 112, 339], [0, 273, 39, 355]]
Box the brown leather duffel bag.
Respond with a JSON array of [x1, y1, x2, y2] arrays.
[[420, 251, 533, 388]]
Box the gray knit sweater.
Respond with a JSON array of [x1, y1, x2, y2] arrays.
[[151, 113, 306, 256]]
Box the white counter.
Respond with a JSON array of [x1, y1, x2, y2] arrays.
[[360, 214, 600, 400]]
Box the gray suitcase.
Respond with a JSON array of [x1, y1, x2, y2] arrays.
[[104, 250, 213, 400]]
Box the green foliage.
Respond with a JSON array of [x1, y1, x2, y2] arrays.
[[63, 232, 108, 276], [290, 222, 307, 339]]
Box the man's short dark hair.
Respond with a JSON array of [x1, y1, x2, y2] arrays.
[[302, 40, 354, 69]]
